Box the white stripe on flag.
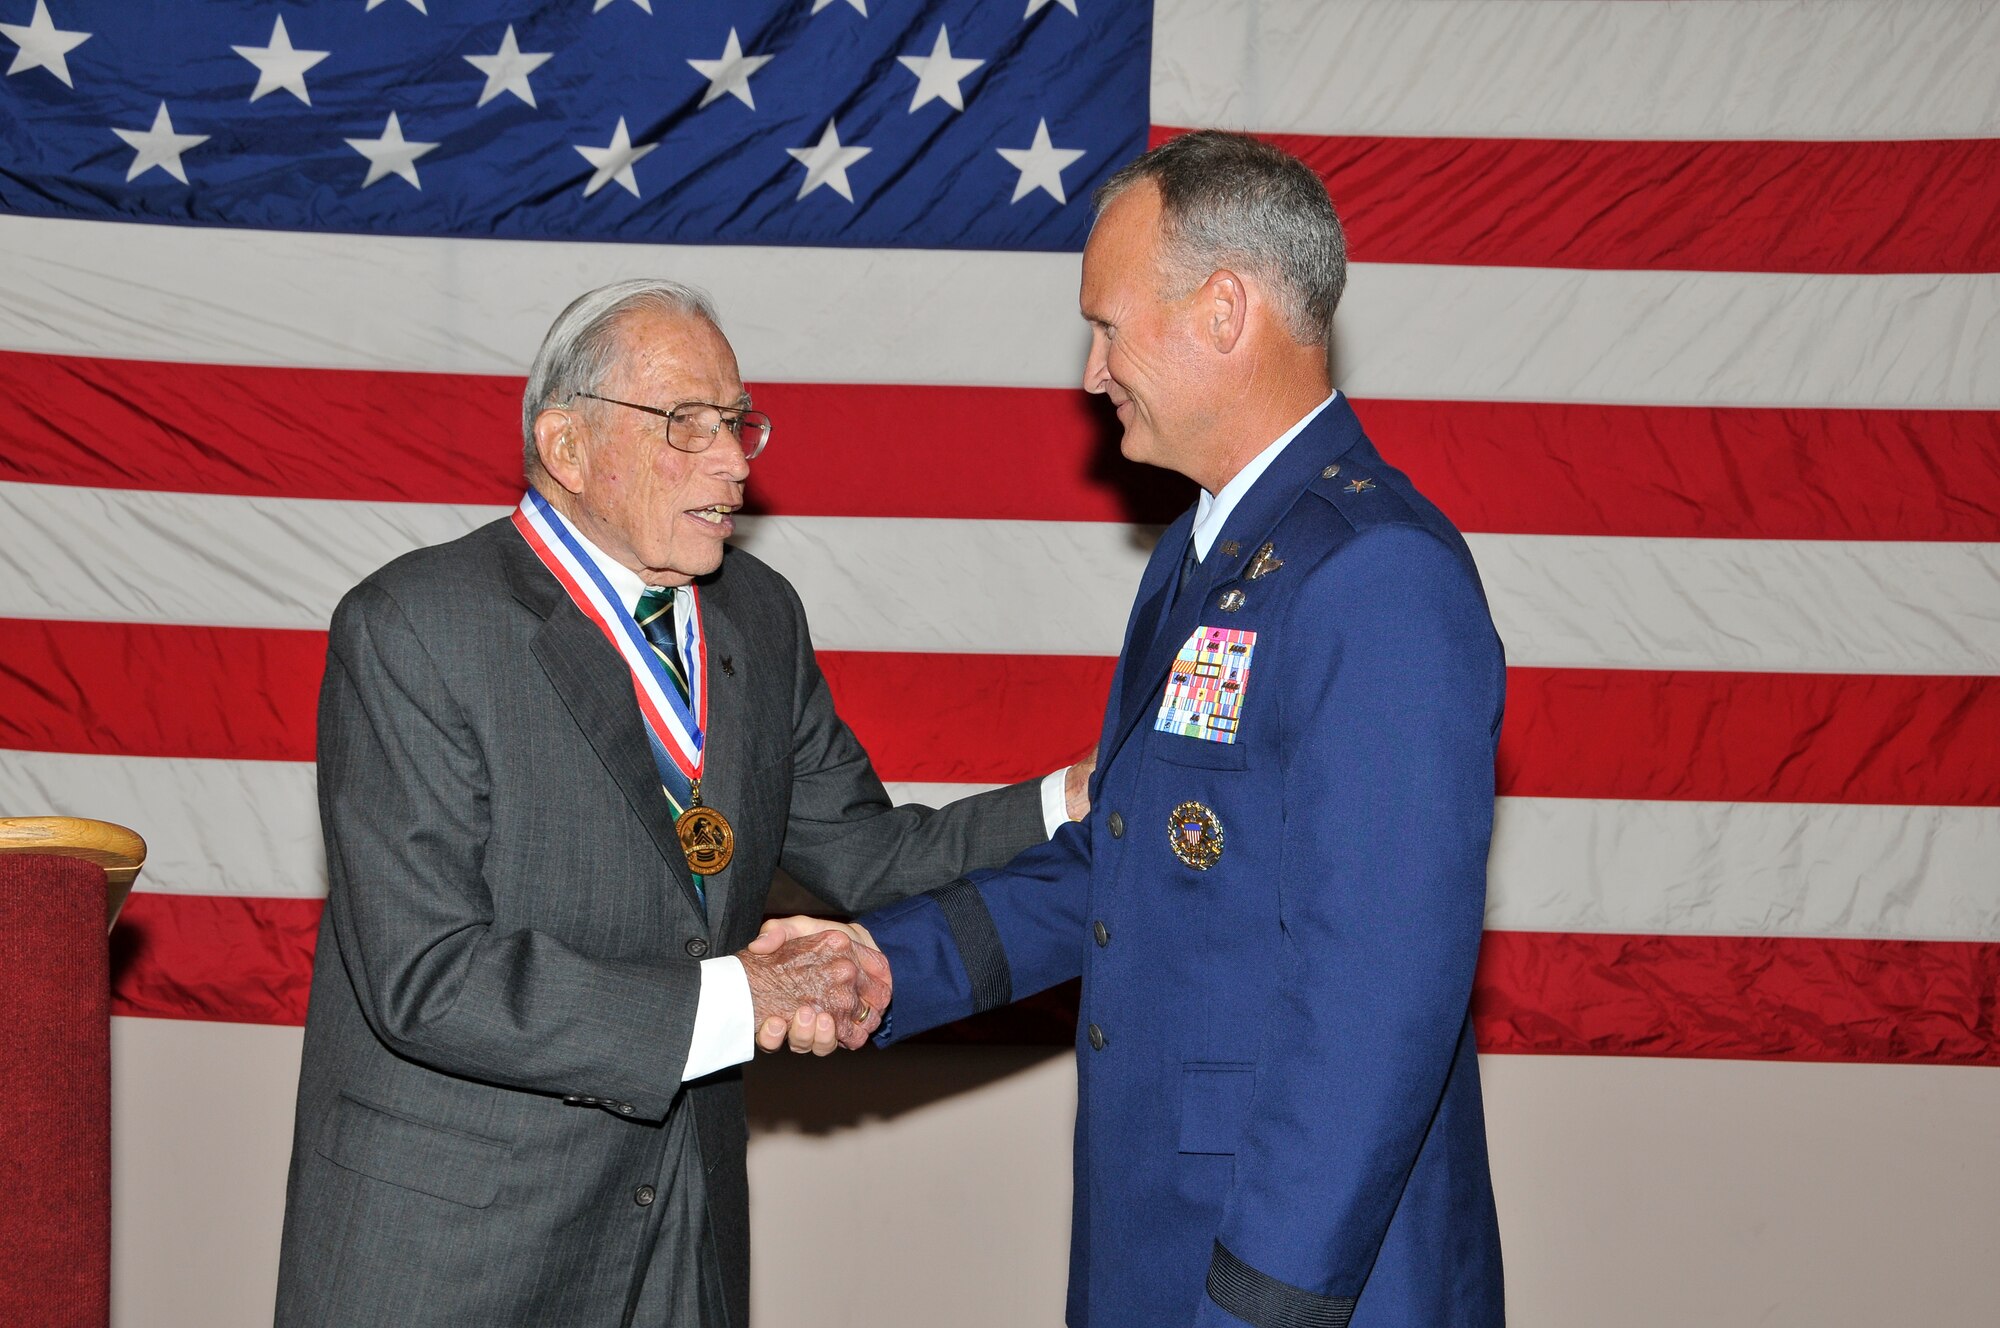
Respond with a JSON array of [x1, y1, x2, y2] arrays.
[[3, 216, 1997, 407], [12, 753, 1995, 944], [1487, 797, 2000, 943], [9, 484, 1999, 675], [1152, 0, 2000, 139]]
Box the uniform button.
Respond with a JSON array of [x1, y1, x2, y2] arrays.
[[683, 937, 710, 959], [1087, 1023, 1106, 1051], [1107, 812, 1125, 839], [634, 1185, 656, 1207], [1093, 921, 1109, 947]]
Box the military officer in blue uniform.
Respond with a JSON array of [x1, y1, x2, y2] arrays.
[[764, 131, 1507, 1326]]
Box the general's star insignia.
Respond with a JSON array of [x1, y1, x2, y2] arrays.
[[1344, 478, 1375, 494]]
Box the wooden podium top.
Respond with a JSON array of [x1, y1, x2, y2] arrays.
[[0, 817, 147, 931]]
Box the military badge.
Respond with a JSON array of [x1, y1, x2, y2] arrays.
[[1217, 588, 1245, 612], [1168, 801, 1224, 870], [1244, 542, 1284, 580], [1344, 477, 1376, 494], [1156, 625, 1257, 743]]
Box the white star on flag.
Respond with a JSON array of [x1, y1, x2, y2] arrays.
[[574, 117, 656, 198], [112, 102, 208, 184], [365, 0, 428, 13], [687, 29, 772, 110], [811, 0, 867, 15], [897, 25, 983, 113], [345, 111, 438, 189], [233, 16, 329, 106], [786, 119, 872, 202], [465, 25, 551, 109], [0, 0, 90, 88], [593, 0, 653, 13], [997, 118, 1085, 203], [1024, 0, 1079, 15]]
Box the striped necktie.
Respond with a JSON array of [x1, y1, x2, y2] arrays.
[[634, 587, 702, 904]]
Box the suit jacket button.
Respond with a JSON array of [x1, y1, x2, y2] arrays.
[[1093, 921, 1109, 947], [634, 1184, 656, 1207], [618, 1103, 635, 1115], [684, 937, 710, 959], [1107, 812, 1124, 838], [1087, 1023, 1106, 1051]]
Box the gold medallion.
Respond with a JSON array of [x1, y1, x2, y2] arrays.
[[676, 805, 735, 875], [1167, 801, 1224, 871]]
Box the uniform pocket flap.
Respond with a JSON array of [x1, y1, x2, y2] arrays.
[[318, 1093, 511, 1209], [1178, 1062, 1256, 1155], [1151, 732, 1250, 770]]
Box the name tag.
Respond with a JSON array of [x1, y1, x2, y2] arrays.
[[1155, 626, 1257, 744]]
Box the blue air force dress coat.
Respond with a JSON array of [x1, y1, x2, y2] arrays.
[[861, 397, 1508, 1327], [275, 520, 1045, 1328]]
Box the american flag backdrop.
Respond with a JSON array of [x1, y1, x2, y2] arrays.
[[2, 0, 1997, 1321]]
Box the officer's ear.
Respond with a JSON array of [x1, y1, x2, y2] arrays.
[[533, 407, 586, 495], [1201, 268, 1247, 355]]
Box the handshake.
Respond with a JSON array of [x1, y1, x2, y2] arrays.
[[735, 916, 891, 1056]]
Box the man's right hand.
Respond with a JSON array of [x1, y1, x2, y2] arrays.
[[736, 927, 889, 1056]]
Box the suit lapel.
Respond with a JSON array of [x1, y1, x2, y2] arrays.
[[504, 531, 708, 921], [687, 587, 749, 934]]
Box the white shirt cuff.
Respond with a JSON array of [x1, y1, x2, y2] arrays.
[[682, 955, 756, 1082], [1040, 767, 1072, 836]]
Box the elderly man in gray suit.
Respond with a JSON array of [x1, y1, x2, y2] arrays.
[[275, 279, 1083, 1327]]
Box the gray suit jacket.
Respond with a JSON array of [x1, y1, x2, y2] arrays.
[[275, 517, 1044, 1327]]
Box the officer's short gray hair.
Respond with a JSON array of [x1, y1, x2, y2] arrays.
[[521, 278, 721, 476], [1093, 131, 1345, 348]]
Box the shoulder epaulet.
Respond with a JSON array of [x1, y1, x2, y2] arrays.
[[1306, 460, 1420, 533]]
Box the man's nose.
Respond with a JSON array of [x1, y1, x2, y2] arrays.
[[705, 432, 752, 481], [1082, 329, 1109, 394]]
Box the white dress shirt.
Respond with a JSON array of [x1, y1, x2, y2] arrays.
[[550, 507, 1076, 1074], [1189, 391, 1339, 561]]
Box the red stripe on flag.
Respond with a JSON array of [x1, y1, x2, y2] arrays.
[[0, 619, 324, 762], [8, 622, 2000, 806], [1151, 127, 2000, 275], [7, 350, 1998, 540], [111, 892, 320, 1026], [1470, 931, 2000, 1065], [1366, 399, 2000, 542], [1498, 669, 2000, 807], [110, 893, 2000, 1066]]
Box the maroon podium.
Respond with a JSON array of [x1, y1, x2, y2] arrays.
[[0, 817, 145, 1328]]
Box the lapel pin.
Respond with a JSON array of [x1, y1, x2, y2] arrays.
[[1245, 543, 1284, 581], [1219, 539, 1241, 559], [1217, 589, 1246, 612], [719, 656, 735, 676]]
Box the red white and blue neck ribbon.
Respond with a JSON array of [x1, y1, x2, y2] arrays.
[[512, 488, 707, 783]]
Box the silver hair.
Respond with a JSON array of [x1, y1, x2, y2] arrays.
[[1093, 131, 1346, 347], [521, 278, 722, 476]]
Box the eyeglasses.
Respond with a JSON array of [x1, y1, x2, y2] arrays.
[[574, 392, 772, 460]]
